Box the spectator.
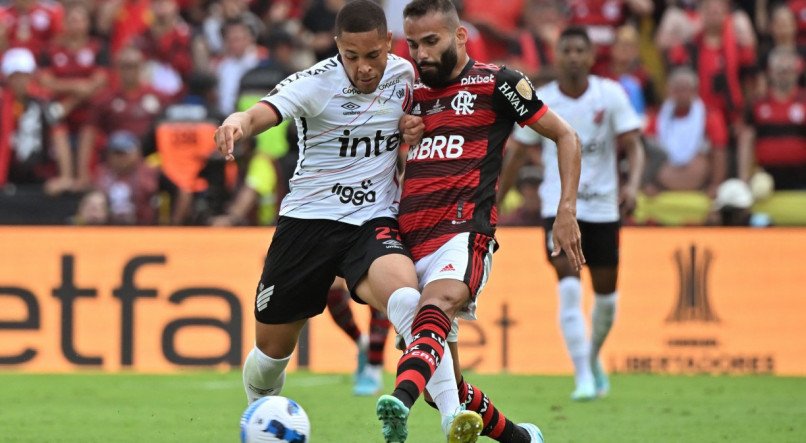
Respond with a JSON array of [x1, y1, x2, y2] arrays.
[[131, 0, 194, 98], [758, 3, 806, 92], [738, 47, 806, 190], [708, 178, 754, 226], [791, 0, 806, 45], [0, 0, 63, 58], [0, 47, 69, 192], [202, 0, 265, 56], [38, 3, 109, 193], [664, 0, 758, 121], [93, 47, 168, 144], [95, 0, 151, 55], [567, 0, 654, 72], [515, 0, 566, 78], [449, 0, 522, 63], [153, 72, 225, 225], [598, 24, 657, 117], [72, 189, 109, 225], [215, 19, 265, 116], [301, 0, 344, 61], [656, 0, 757, 50], [94, 130, 158, 225], [643, 67, 728, 197]]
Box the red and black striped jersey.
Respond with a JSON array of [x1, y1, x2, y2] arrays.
[[400, 60, 547, 260], [745, 89, 806, 166]]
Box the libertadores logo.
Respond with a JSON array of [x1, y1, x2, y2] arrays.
[[666, 244, 719, 323]]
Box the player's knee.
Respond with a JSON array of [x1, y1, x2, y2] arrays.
[[255, 341, 295, 360], [419, 291, 464, 318]]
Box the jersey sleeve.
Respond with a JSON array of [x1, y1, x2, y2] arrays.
[[604, 79, 642, 135], [261, 73, 329, 121], [492, 67, 547, 127]]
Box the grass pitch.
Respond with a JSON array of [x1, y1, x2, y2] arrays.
[[0, 372, 804, 442]]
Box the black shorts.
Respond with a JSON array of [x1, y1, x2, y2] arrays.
[[542, 217, 620, 267], [254, 216, 411, 324]]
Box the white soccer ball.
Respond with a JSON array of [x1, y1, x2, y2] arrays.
[[240, 396, 311, 443]]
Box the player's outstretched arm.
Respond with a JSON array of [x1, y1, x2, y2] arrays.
[[527, 109, 585, 270], [215, 103, 280, 161]]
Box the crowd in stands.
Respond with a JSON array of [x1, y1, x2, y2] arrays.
[[0, 0, 803, 227]]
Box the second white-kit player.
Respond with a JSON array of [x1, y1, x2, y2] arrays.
[[501, 27, 645, 401]]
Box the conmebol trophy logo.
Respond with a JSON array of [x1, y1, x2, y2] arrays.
[[666, 244, 719, 323]]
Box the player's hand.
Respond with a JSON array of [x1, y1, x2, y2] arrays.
[[619, 185, 638, 219], [552, 208, 585, 270], [399, 115, 424, 146], [214, 122, 243, 161]]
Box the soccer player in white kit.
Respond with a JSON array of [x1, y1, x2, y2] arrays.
[[501, 27, 646, 401], [214, 2, 485, 441]]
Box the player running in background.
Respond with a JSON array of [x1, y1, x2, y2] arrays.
[[500, 27, 645, 401], [325, 277, 391, 396], [376, 1, 585, 442]]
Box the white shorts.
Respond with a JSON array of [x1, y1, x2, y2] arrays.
[[414, 232, 496, 342]]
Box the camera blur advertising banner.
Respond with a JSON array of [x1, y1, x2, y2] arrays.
[[1, 227, 805, 375]]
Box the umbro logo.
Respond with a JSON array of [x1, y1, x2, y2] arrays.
[[341, 102, 360, 110], [341, 101, 361, 115], [440, 264, 456, 272]]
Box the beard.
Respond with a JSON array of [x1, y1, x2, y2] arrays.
[[416, 43, 459, 87]]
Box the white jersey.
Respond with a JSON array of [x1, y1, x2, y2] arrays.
[[512, 76, 641, 222], [262, 55, 414, 225]]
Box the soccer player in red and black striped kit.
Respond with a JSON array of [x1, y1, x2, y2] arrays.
[[376, 1, 585, 442]]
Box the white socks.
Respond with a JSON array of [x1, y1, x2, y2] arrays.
[[427, 343, 461, 421], [387, 287, 460, 421], [242, 346, 290, 404], [557, 276, 593, 387], [591, 291, 617, 365]]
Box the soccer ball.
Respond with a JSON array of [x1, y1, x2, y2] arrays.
[[240, 396, 310, 443]]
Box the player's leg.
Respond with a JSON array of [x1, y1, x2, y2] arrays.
[[343, 218, 421, 442], [325, 277, 369, 385], [354, 306, 391, 396], [585, 221, 620, 397], [544, 218, 593, 401], [244, 320, 307, 403], [326, 277, 363, 345], [386, 233, 495, 442], [243, 217, 346, 404], [448, 341, 538, 443]]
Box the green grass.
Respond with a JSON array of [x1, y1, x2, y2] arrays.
[[1, 372, 804, 442]]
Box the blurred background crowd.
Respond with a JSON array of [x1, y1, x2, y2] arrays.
[[0, 0, 803, 227]]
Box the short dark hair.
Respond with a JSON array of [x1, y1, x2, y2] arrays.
[[335, 0, 387, 36], [403, 0, 460, 28], [559, 26, 592, 46]]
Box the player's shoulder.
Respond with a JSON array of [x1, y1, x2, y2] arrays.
[[276, 56, 343, 90], [386, 54, 415, 78]]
